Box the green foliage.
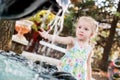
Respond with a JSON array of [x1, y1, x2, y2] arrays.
[[78, 0, 95, 8], [28, 10, 55, 31], [64, 14, 74, 27], [115, 12, 120, 17], [62, 12, 76, 36]]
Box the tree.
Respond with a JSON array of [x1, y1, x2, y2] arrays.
[[0, 20, 15, 51], [100, 1, 120, 71]]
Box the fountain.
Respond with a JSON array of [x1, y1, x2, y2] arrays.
[[0, 50, 59, 80], [11, 20, 33, 54], [0, 51, 38, 80], [22, 0, 75, 79], [0, 0, 49, 19], [0, 0, 76, 80]]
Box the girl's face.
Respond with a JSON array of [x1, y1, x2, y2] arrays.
[[76, 19, 93, 42]]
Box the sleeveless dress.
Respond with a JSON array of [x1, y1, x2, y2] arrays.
[[59, 40, 92, 80]]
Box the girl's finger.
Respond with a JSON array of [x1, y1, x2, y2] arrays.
[[40, 28, 45, 32]]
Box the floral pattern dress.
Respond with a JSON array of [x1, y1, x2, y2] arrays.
[[59, 40, 92, 80]]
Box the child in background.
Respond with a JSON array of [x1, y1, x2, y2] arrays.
[[39, 16, 98, 80]]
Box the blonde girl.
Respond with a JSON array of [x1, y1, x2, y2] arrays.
[[39, 16, 98, 80]]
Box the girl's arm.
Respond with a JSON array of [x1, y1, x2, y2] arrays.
[[87, 51, 93, 80], [39, 28, 74, 45]]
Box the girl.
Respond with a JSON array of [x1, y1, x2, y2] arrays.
[[39, 16, 98, 80]]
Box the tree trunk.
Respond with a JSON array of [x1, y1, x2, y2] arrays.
[[0, 19, 15, 51], [100, 1, 120, 71]]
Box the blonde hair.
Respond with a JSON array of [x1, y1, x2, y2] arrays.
[[77, 16, 98, 33], [77, 16, 98, 46]]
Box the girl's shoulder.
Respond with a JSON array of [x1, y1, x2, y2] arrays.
[[66, 37, 75, 50], [86, 44, 93, 52]]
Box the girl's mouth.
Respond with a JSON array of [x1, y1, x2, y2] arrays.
[[79, 34, 84, 36]]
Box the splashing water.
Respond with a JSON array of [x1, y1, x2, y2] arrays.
[[0, 51, 59, 80], [56, 0, 71, 10], [40, 0, 71, 55], [50, 0, 71, 36], [0, 52, 39, 80]]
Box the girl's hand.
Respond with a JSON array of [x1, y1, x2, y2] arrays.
[[39, 28, 48, 40]]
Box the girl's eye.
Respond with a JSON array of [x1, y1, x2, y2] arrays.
[[85, 28, 89, 31], [78, 26, 81, 29]]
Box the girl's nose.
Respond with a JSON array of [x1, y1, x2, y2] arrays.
[[79, 28, 84, 33]]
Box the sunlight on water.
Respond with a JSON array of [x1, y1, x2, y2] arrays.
[[0, 51, 59, 80], [0, 54, 39, 80]]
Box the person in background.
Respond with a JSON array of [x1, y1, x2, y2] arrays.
[[39, 16, 98, 80]]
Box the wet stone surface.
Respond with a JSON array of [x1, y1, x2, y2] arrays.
[[0, 51, 76, 80]]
